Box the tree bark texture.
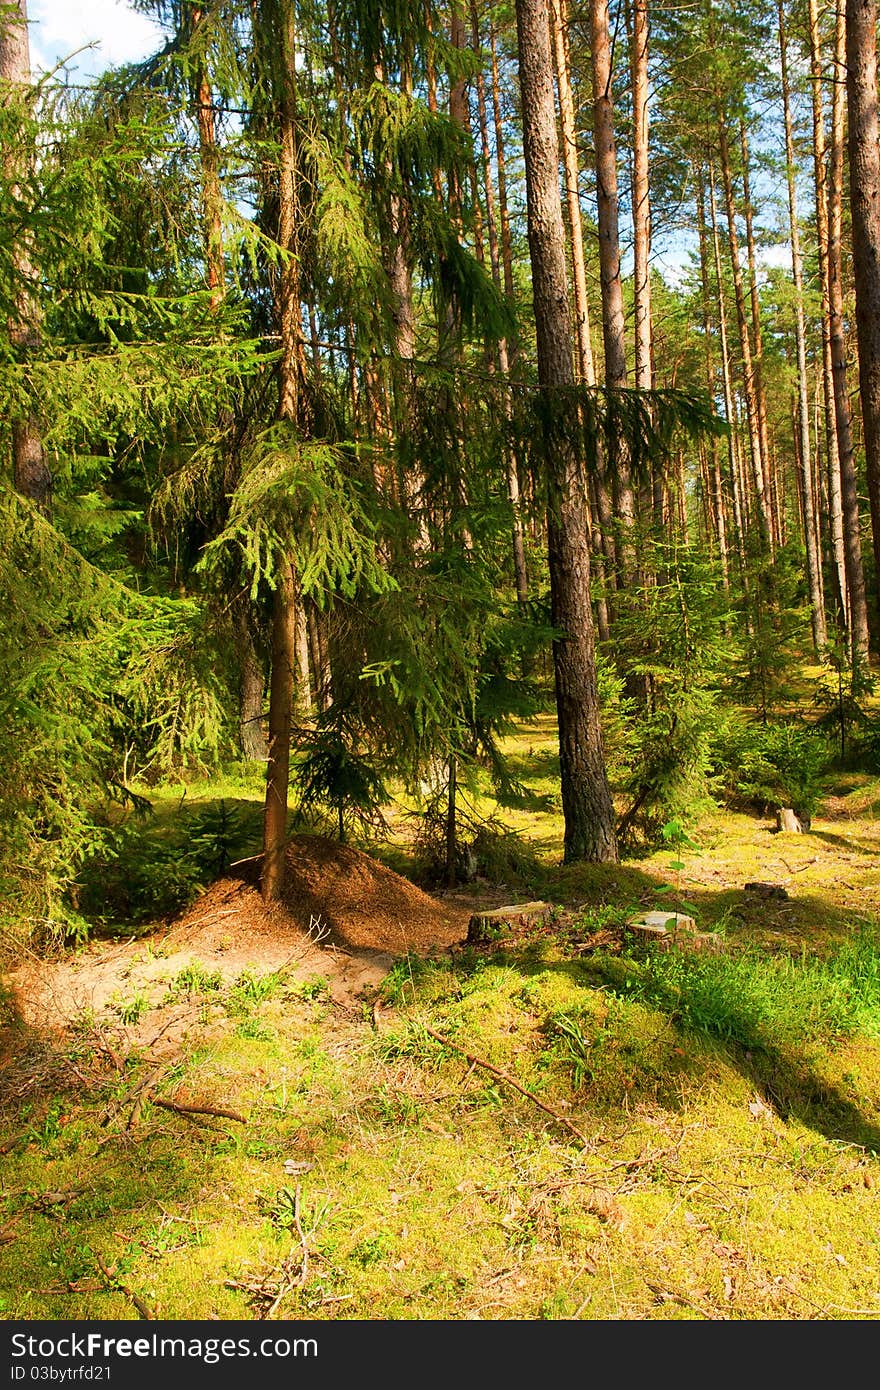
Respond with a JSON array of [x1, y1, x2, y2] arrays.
[[1, 0, 50, 507], [472, 2, 528, 602], [846, 0, 880, 633], [739, 122, 775, 546], [262, 557, 296, 899], [780, 0, 827, 651], [591, 0, 635, 580], [552, 0, 596, 387], [717, 116, 772, 549], [261, 0, 301, 900], [831, 0, 871, 658], [515, 0, 618, 864], [807, 0, 848, 629]]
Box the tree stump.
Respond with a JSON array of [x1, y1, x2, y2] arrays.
[[467, 902, 553, 943], [744, 882, 790, 901], [625, 912, 721, 954], [776, 807, 802, 833]]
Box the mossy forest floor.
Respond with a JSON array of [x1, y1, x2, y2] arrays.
[[2, 714, 880, 1322]]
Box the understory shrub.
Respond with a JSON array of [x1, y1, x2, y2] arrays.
[[76, 799, 255, 930], [711, 717, 831, 824]]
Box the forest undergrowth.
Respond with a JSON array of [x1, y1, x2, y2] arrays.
[[2, 712, 880, 1322]]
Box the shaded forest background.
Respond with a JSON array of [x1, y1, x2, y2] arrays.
[[4, 0, 880, 947]]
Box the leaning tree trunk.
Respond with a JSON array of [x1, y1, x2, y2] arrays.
[[846, 0, 880, 634], [1, 0, 50, 507], [514, 0, 618, 864]]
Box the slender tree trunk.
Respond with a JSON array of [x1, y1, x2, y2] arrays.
[[831, 0, 871, 660], [552, 0, 596, 387], [629, 0, 661, 529], [808, 0, 849, 629], [445, 755, 457, 887], [630, 0, 652, 399], [473, 1, 528, 602], [238, 607, 269, 761], [1, 0, 50, 507], [708, 165, 746, 575], [263, 559, 296, 896], [591, 0, 635, 580], [191, 8, 224, 307], [696, 175, 729, 587], [550, 0, 614, 616], [261, 0, 302, 901], [490, 21, 516, 311], [515, 0, 618, 863], [739, 121, 776, 546], [294, 575, 311, 713], [780, 0, 827, 651], [717, 115, 773, 549], [847, 0, 880, 633]]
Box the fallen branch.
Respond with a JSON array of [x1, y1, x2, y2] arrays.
[[420, 1024, 590, 1148], [0, 1215, 22, 1244], [94, 1253, 155, 1321], [150, 1095, 247, 1125]]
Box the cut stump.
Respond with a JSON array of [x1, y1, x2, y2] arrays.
[[467, 901, 553, 944], [625, 911, 722, 955], [744, 882, 790, 901], [776, 808, 803, 834]]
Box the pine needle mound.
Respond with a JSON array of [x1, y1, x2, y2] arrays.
[[272, 833, 469, 955], [4, 837, 469, 1050]]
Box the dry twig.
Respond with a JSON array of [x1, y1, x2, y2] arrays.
[[94, 1253, 155, 1321], [150, 1095, 247, 1124], [420, 1023, 591, 1148]]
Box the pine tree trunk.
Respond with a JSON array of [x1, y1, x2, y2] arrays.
[[515, 0, 618, 864], [717, 116, 773, 549], [262, 558, 296, 899], [472, 2, 528, 603], [708, 165, 746, 576], [696, 175, 729, 586], [630, 0, 652, 400], [591, 0, 636, 582], [490, 22, 516, 311], [808, 0, 849, 630], [780, 0, 827, 652], [831, 0, 871, 660], [294, 579, 311, 713], [629, 0, 661, 530], [261, 0, 301, 901], [191, 8, 224, 307], [739, 121, 776, 547], [551, 0, 596, 387], [445, 755, 457, 887], [238, 606, 269, 761], [846, 0, 880, 636], [550, 0, 614, 613], [1, 0, 50, 508]]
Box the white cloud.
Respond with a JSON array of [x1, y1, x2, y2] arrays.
[[27, 0, 166, 81]]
